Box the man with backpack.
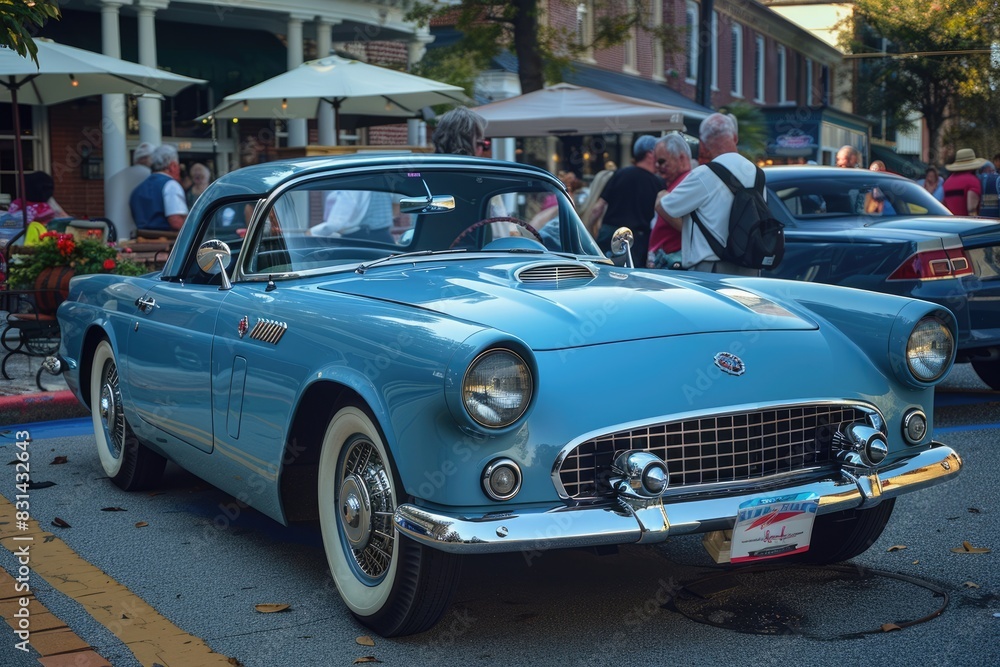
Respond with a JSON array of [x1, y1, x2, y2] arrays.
[[663, 113, 782, 276]]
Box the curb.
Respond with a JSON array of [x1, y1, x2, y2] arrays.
[[0, 390, 89, 426]]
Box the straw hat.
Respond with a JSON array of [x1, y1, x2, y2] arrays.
[[946, 148, 986, 172]]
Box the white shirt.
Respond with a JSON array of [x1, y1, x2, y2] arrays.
[[663, 152, 761, 268], [312, 190, 369, 236], [106, 164, 150, 239], [162, 178, 188, 218]]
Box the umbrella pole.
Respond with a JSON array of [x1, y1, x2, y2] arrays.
[[10, 79, 27, 231]]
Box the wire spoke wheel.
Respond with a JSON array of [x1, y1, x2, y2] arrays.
[[339, 436, 395, 582]]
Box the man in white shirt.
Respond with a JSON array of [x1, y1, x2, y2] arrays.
[[663, 113, 761, 277], [105, 142, 154, 240]]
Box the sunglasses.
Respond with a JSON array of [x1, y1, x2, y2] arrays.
[[656, 158, 668, 165]]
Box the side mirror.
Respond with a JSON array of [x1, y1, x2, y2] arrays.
[[610, 227, 634, 269], [196, 239, 233, 290]]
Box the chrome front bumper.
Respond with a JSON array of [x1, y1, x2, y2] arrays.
[[394, 444, 961, 554]]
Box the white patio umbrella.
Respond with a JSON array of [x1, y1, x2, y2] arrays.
[[0, 39, 206, 229], [473, 83, 699, 137], [201, 55, 468, 141]]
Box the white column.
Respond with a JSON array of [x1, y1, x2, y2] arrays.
[[136, 0, 168, 145], [408, 27, 434, 67], [101, 0, 129, 240], [315, 18, 339, 146], [286, 15, 307, 147]]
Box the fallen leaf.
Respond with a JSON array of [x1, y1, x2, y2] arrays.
[[968, 508, 982, 514], [356, 636, 375, 647], [51, 517, 70, 528], [912, 560, 919, 565], [887, 545, 907, 552], [27, 480, 56, 489], [951, 541, 991, 554], [134, 521, 149, 528], [353, 658, 381, 664], [254, 603, 290, 613], [50, 456, 68, 465], [963, 581, 980, 588], [101, 507, 127, 512], [227, 658, 243, 666], [881, 623, 902, 632]]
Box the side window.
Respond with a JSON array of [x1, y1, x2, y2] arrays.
[[182, 200, 255, 283]]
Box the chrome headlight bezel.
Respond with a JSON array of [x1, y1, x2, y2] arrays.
[[462, 348, 533, 429], [905, 315, 955, 383]]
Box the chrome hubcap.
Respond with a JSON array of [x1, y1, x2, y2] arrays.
[[339, 437, 394, 579], [99, 361, 124, 459], [341, 474, 372, 550]]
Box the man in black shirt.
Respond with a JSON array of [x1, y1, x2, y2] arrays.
[[588, 135, 664, 266]]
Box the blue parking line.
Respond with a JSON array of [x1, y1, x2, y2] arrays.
[[934, 392, 1000, 407], [0, 417, 93, 441], [934, 423, 1000, 435]]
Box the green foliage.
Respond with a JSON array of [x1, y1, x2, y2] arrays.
[[0, 1, 61, 64], [718, 101, 768, 161], [840, 0, 995, 161], [405, 0, 683, 94], [8, 232, 146, 289]]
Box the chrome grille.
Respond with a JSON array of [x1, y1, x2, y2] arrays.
[[558, 404, 868, 499], [517, 263, 595, 284]]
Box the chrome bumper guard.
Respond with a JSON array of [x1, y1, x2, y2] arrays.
[[394, 444, 961, 554]]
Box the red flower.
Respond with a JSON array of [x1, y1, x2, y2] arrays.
[[103, 258, 116, 270]]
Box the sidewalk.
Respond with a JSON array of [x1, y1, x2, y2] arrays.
[[0, 339, 88, 426]]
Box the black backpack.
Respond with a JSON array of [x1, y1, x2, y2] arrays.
[[691, 162, 784, 269]]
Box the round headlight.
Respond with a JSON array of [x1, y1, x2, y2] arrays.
[[906, 317, 954, 382], [463, 349, 532, 428]]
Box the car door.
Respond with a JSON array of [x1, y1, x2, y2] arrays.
[[125, 281, 225, 453]]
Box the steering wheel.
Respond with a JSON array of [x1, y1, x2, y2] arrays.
[[449, 216, 543, 249]]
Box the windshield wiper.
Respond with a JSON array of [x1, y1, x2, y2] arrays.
[[356, 249, 467, 274]]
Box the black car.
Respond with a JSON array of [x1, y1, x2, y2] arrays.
[[763, 165, 1000, 389]]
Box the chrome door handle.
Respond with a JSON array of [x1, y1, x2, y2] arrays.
[[136, 296, 158, 312]]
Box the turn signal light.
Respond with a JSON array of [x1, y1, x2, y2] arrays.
[[887, 248, 973, 281]]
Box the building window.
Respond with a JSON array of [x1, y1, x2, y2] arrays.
[[777, 45, 787, 103], [821, 64, 830, 104], [577, 2, 595, 62], [623, 0, 638, 72], [754, 34, 764, 102], [711, 10, 719, 91], [686, 1, 699, 82], [652, 0, 665, 80], [805, 57, 813, 105], [730, 23, 743, 97]]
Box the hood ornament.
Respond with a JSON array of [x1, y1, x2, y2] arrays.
[[714, 352, 745, 376]]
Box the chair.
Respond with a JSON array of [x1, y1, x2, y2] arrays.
[[1, 266, 72, 390]]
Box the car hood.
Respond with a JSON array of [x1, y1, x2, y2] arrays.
[[315, 259, 816, 349]]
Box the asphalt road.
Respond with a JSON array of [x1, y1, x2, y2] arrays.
[[0, 365, 997, 666]]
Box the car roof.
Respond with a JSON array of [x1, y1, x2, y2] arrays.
[[209, 153, 561, 199], [762, 165, 914, 182]]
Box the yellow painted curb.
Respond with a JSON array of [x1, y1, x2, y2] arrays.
[[0, 494, 236, 667]]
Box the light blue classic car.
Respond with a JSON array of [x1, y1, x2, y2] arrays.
[[55, 154, 961, 636]]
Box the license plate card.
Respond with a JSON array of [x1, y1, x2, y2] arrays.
[[729, 492, 819, 563]]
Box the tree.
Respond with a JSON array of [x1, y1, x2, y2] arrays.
[[0, 1, 61, 64], [405, 0, 682, 95], [839, 0, 996, 163]]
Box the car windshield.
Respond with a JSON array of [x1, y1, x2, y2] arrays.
[[768, 174, 952, 220], [239, 167, 602, 277]]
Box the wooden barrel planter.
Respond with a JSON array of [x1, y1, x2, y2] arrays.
[[33, 265, 75, 316]]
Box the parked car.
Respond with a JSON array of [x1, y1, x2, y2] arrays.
[[763, 165, 1000, 389], [55, 155, 961, 637]]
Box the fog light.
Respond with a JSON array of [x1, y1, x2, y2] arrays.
[[482, 458, 521, 501], [902, 409, 927, 445], [612, 451, 669, 498]]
